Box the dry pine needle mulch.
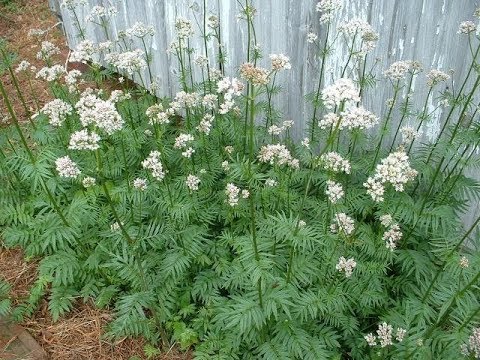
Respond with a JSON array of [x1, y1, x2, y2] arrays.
[[0, 247, 192, 360]]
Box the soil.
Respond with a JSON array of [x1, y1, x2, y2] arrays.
[[0, 1, 190, 359], [0, 0, 69, 123]]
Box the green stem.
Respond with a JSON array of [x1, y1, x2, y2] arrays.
[[421, 213, 480, 303], [408, 271, 480, 359], [202, 0, 212, 93], [411, 74, 480, 198], [310, 23, 331, 142], [425, 42, 480, 163], [0, 78, 70, 227], [0, 48, 34, 127], [407, 87, 433, 155], [389, 73, 415, 152], [372, 81, 400, 169], [141, 37, 154, 85]]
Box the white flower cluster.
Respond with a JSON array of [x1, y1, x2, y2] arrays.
[[400, 125, 421, 144], [109, 90, 131, 103], [105, 49, 147, 75], [85, 5, 118, 22], [225, 183, 241, 206], [318, 113, 340, 129], [82, 176, 96, 188], [325, 180, 344, 203], [307, 32, 318, 43], [258, 144, 299, 168], [126, 22, 155, 38], [239, 62, 269, 86], [364, 151, 417, 202], [133, 178, 148, 191], [40, 99, 73, 127], [340, 107, 378, 130], [186, 174, 201, 191], [336, 256, 357, 278], [142, 151, 165, 181], [65, 69, 83, 87], [202, 94, 218, 109], [330, 213, 355, 235], [301, 137, 310, 148], [174, 133, 194, 148], [197, 114, 215, 135], [61, 0, 87, 10], [379, 214, 393, 227], [460, 327, 480, 358], [338, 18, 379, 54], [194, 55, 208, 68], [146, 103, 174, 125], [321, 78, 360, 109], [384, 60, 422, 81], [69, 40, 96, 64], [267, 120, 294, 136], [426, 69, 450, 87], [110, 221, 123, 232], [207, 14, 220, 29], [319, 107, 378, 130], [15, 60, 31, 73], [97, 41, 113, 52], [319, 152, 351, 174], [55, 156, 81, 178], [174, 133, 195, 158], [36, 65, 65, 82], [68, 129, 101, 151], [216, 77, 244, 114], [382, 223, 402, 251], [170, 91, 201, 111], [210, 69, 223, 81], [269, 54, 291, 71], [36, 41, 60, 61], [75, 92, 124, 134], [316, 0, 342, 24], [265, 178, 278, 187], [458, 21, 477, 34], [175, 17, 194, 39], [365, 323, 406, 347], [460, 256, 469, 269]]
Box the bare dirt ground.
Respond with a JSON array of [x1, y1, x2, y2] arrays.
[[0, 1, 190, 359]]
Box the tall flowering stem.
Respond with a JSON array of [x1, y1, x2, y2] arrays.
[[411, 73, 480, 200], [202, 0, 212, 92], [438, 134, 480, 203], [0, 78, 70, 227], [310, 23, 331, 142], [141, 37, 154, 85], [420, 213, 480, 304], [388, 72, 415, 152], [264, 72, 277, 130], [371, 80, 400, 169], [286, 113, 343, 284], [407, 86, 433, 155], [0, 47, 34, 126], [425, 40, 480, 163]]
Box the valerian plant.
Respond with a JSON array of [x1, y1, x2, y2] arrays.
[[1, 0, 480, 358]]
